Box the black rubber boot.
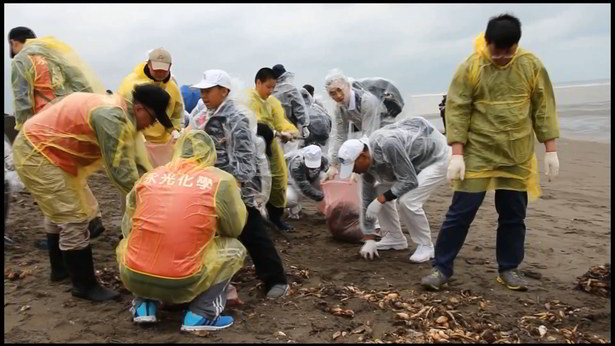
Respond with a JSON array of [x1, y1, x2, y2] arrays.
[[47, 233, 69, 282], [88, 216, 105, 239], [62, 245, 119, 301], [266, 203, 295, 232]]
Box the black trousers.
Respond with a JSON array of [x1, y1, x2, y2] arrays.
[[239, 206, 288, 291], [433, 190, 528, 278]]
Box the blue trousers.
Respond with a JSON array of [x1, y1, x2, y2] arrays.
[[433, 190, 528, 278]]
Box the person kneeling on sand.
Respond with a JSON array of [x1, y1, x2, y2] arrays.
[[285, 145, 329, 219], [420, 14, 560, 292], [117, 130, 247, 331], [12, 84, 172, 301], [337, 117, 450, 263]]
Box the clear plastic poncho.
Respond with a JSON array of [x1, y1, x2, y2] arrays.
[[117, 130, 247, 304], [300, 88, 332, 148], [189, 97, 271, 209], [286, 148, 329, 202], [324, 69, 388, 165], [11, 36, 106, 130], [351, 77, 404, 121], [359, 117, 449, 233], [446, 33, 559, 201], [272, 71, 309, 129]]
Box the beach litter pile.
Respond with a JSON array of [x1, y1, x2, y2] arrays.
[[576, 264, 610, 298]]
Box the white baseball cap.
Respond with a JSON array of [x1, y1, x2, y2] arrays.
[[303, 145, 322, 169], [148, 48, 172, 71], [192, 69, 232, 90], [338, 138, 369, 179]]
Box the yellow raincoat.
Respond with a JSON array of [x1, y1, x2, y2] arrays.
[[11, 36, 106, 131], [245, 89, 298, 208], [445, 33, 559, 201], [116, 130, 247, 304], [12, 92, 151, 225], [117, 62, 183, 143]]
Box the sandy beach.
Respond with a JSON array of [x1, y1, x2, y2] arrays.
[[3, 136, 610, 343]]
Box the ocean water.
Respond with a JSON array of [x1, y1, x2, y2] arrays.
[[398, 80, 611, 143]]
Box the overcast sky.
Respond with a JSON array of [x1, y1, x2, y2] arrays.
[[4, 3, 611, 114]]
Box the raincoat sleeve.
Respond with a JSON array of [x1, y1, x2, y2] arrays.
[[90, 107, 140, 194], [11, 57, 35, 130], [445, 61, 473, 145], [360, 171, 378, 234], [530, 62, 560, 143], [121, 186, 137, 238], [290, 88, 310, 128], [330, 107, 349, 165], [270, 96, 299, 133], [289, 157, 324, 201], [215, 175, 248, 238], [229, 115, 257, 184], [381, 139, 419, 198], [170, 95, 184, 132]]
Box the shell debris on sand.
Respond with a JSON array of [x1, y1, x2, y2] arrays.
[[575, 263, 610, 298]]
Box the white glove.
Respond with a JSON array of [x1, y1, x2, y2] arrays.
[[301, 127, 310, 138], [360, 240, 379, 260], [350, 173, 360, 183], [366, 199, 383, 221], [323, 166, 338, 181], [544, 152, 559, 181], [171, 130, 181, 140], [447, 155, 465, 184]]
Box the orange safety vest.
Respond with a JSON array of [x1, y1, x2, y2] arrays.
[[123, 162, 221, 279], [23, 92, 128, 176], [29, 55, 56, 114]]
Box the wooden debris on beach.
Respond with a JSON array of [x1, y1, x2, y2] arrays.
[[576, 264, 610, 298]]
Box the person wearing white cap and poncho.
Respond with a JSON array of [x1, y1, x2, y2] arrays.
[[187, 69, 290, 300], [285, 145, 329, 220], [336, 117, 450, 263]]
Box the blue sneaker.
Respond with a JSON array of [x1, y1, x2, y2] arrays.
[[180, 311, 234, 331], [130, 299, 157, 323]]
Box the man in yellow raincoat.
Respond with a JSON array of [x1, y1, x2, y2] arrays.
[[9, 26, 108, 249], [245, 67, 299, 232], [117, 130, 247, 332], [12, 84, 173, 302], [9, 27, 106, 131], [117, 47, 184, 168], [421, 14, 560, 292]]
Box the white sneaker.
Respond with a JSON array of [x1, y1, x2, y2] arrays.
[[409, 244, 434, 263], [375, 231, 408, 250]]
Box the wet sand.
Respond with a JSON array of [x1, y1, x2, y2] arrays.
[[4, 138, 610, 343]]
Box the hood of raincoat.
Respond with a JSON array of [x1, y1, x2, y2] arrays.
[[275, 71, 296, 89], [170, 129, 217, 170], [300, 88, 314, 107]]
